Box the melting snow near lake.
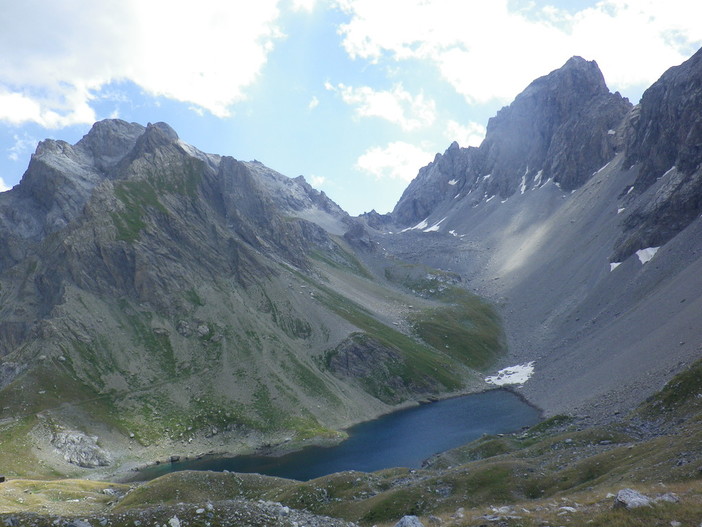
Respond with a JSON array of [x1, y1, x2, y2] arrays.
[[485, 362, 535, 386]]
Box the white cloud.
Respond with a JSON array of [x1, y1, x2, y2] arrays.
[[308, 96, 320, 109], [290, 0, 317, 11], [444, 120, 486, 147], [0, 1, 283, 127], [310, 175, 326, 187], [327, 83, 436, 131], [356, 141, 434, 181], [7, 133, 38, 162], [335, 0, 702, 103], [0, 177, 9, 192]]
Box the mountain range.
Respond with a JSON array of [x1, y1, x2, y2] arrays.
[[0, 44, 701, 520]]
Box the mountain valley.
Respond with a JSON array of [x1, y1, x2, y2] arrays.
[[0, 46, 702, 527]]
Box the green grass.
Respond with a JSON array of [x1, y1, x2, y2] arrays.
[[384, 263, 506, 371], [312, 283, 465, 395], [115, 471, 296, 512], [641, 357, 702, 416], [410, 294, 504, 371], [310, 238, 373, 279]]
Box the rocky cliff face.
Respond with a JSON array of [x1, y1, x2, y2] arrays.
[[613, 47, 702, 260], [392, 57, 632, 227]]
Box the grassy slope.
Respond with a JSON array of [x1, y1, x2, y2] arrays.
[[1, 358, 695, 525], [0, 362, 699, 525]]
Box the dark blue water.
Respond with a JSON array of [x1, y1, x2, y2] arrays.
[[134, 389, 540, 481]]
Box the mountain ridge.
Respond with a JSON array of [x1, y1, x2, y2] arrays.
[[0, 117, 502, 480]]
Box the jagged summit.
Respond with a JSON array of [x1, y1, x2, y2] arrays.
[[613, 45, 702, 260], [392, 56, 632, 227]]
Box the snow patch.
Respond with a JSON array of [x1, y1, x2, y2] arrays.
[[626, 186, 635, 195], [617, 207, 626, 214], [485, 362, 535, 386], [401, 218, 429, 232], [448, 179, 458, 186], [423, 217, 446, 232], [483, 173, 492, 180], [610, 262, 622, 271], [486, 195, 495, 203], [501, 199, 508, 204], [520, 174, 527, 194], [661, 166, 676, 178], [595, 161, 610, 174], [636, 246, 660, 264], [534, 170, 544, 186], [608, 129, 616, 135]]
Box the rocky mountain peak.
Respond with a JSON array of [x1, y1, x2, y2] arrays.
[[480, 55, 630, 194], [392, 56, 632, 227], [75, 119, 145, 173]]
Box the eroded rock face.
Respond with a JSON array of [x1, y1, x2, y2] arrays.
[[52, 431, 111, 468], [481, 56, 630, 194], [614, 47, 702, 260], [326, 333, 440, 404], [392, 57, 631, 227], [392, 142, 480, 228]]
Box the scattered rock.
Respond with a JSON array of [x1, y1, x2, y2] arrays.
[[394, 515, 425, 527], [655, 493, 680, 504], [613, 488, 651, 509], [51, 430, 111, 468]]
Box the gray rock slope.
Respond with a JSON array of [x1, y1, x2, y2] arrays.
[[380, 50, 702, 420]]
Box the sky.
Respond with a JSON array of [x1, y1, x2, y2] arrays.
[[1, 1, 701, 215]]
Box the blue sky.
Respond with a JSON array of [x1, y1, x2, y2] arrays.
[[1, 1, 701, 215]]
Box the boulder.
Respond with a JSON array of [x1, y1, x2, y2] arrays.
[[613, 488, 651, 509], [51, 430, 111, 468], [394, 516, 425, 527]]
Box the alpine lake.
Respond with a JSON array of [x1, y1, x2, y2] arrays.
[[134, 389, 541, 482]]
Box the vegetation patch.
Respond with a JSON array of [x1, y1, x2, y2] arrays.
[[310, 238, 373, 279], [385, 263, 505, 371], [642, 357, 702, 416]]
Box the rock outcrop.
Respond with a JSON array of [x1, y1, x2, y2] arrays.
[[51, 430, 111, 468], [614, 46, 702, 260]]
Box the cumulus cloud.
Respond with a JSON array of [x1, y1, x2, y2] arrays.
[[444, 120, 486, 148], [308, 96, 320, 109], [335, 0, 702, 103], [356, 141, 434, 182], [291, 0, 317, 11], [0, 177, 9, 192], [0, 1, 282, 127], [327, 82, 436, 131]]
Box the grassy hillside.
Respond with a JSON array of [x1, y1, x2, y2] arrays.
[[2, 359, 699, 526]]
